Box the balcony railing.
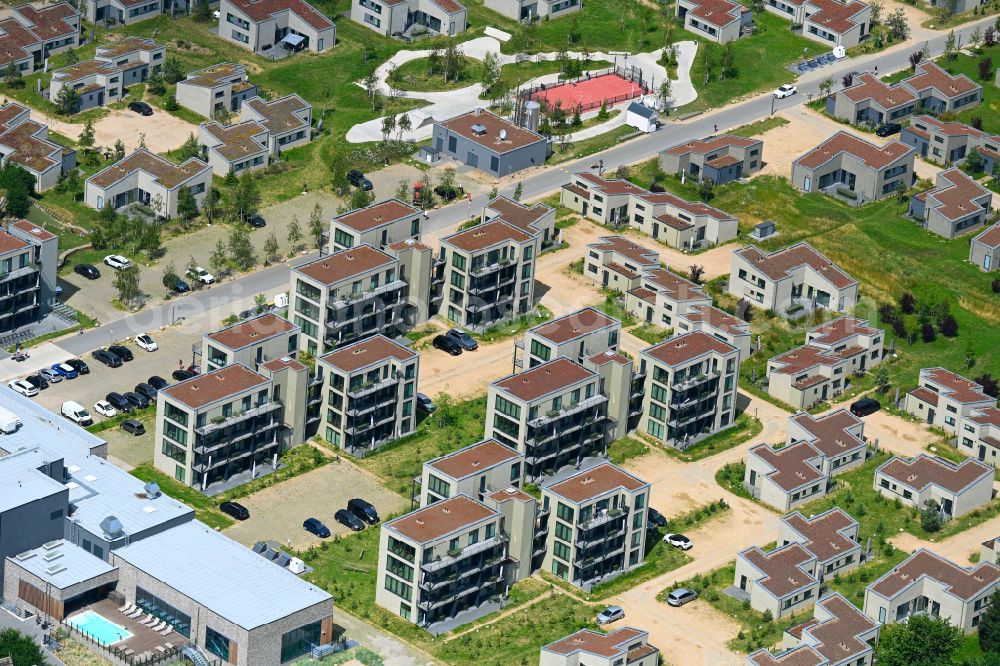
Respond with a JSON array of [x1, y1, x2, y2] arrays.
[[528, 395, 607, 429], [194, 401, 282, 435], [345, 410, 396, 436], [470, 260, 514, 277], [330, 280, 407, 309], [346, 393, 398, 417], [671, 371, 719, 392], [420, 535, 507, 573], [347, 375, 399, 398], [192, 437, 280, 472], [578, 509, 625, 532]]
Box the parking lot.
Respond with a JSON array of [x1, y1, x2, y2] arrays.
[[221, 456, 409, 551]]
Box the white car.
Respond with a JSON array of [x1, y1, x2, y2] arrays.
[[136, 334, 158, 352], [104, 255, 132, 270], [664, 533, 693, 550], [93, 400, 117, 418], [773, 84, 798, 99], [9, 379, 38, 397], [187, 265, 215, 284]]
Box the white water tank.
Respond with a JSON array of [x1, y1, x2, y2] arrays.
[[288, 557, 306, 574], [524, 101, 541, 132]]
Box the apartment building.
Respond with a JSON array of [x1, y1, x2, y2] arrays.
[[85, 149, 211, 218], [958, 406, 1000, 464], [638, 332, 740, 449], [433, 110, 549, 177], [864, 549, 1000, 632], [560, 172, 738, 249], [764, 0, 871, 47], [239, 94, 313, 155], [376, 495, 507, 630], [482, 196, 557, 248], [218, 0, 335, 55], [660, 134, 764, 184], [485, 0, 577, 20], [874, 454, 994, 518], [675, 0, 752, 43], [909, 167, 993, 239], [900, 61, 982, 114], [541, 463, 650, 590], [827, 72, 917, 125], [198, 119, 270, 176], [351, 0, 467, 36], [792, 131, 916, 203], [316, 334, 419, 454], [728, 242, 859, 316], [330, 199, 423, 252], [82, 0, 185, 24], [747, 593, 878, 666], [438, 220, 538, 332], [0, 101, 75, 193], [516, 307, 620, 369], [175, 62, 259, 119], [745, 410, 866, 511], [198, 312, 300, 373], [904, 367, 995, 433], [900, 115, 1000, 169], [766, 316, 883, 409], [420, 439, 523, 506], [781, 508, 862, 580], [735, 543, 820, 619], [0, 219, 59, 334], [49, 38, 165, 113], [0, 3, 79, 77], [583, 235, 659, 293], [0, 389, 334, 666], [971, 222, 1000, 272], [541, 627, 660, 666]]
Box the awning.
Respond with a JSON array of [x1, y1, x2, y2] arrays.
[[282, 33, 305, 47]]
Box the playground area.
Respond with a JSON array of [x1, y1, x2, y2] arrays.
[[527, 68, 650, 112]]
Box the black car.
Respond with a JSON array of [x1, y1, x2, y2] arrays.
[[850, 396, 882, 417], [876, 122, 902, 137], [74, 263, 101, 280], [247, 214, 266, 228], [121, 419, 145, 436], [167, 276, 191, 293], [433, 334, 463, 355], [148, 375, 169, 390], [108, 345, 134, 362], [303, 517, 331, 538], [25, 374, 48, 391], [172, 369, 195, 381], [65, 358, 90, 375], [135, 382, 158, 401], [348, 169, 373, 190], [334, 509, 365, 531], [128, 101, 153, 116], [123, 391, 150, 409], [220, 501, 250, 520], [647, 507, 668, 530], [416, 392, 436, 413], [106, 392, 133, 413], [93, 349, 123, 367], [446, 328, 478, 351], [348, 498, 380, 525]]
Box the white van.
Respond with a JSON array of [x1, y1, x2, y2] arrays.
[[0, 405, 22, 434], [61, 401, 93, 426]]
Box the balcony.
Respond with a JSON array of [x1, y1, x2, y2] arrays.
[[470, 259, 514, 278], [192, 437, 280, 472], [671, 371, 719, 393], [330, 280, 407, 309], [0, 264, 40, 283], [344, 410, 396, 436], [346, 393, 398, 417], [347, 375, 399, 398], [194, 401, 282, 435], [528, 394, 607, 429], [467, 291, 514, 313], [469, 274, 516, 296], [421, 535, 507, 573], [328, 298, 405, 331], [578, 509, 625, 533]]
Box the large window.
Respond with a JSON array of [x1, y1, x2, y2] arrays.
[[386, 555, 414, 582], [495, 395, 521, 419], [384, 574, 412, 601], [205, 626, 231, 662], [280, 620, 322, 663], [136, 587, 191, 638], [427, 474, 451, 499], [529, 340, 551, 362]]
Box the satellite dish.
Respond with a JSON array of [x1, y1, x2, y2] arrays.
[[499, 129, 507, 140]]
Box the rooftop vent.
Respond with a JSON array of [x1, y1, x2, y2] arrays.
[[499, 129, 507, 141], [45, 564, 66, 576], [144, 481, 161, 499], [100, 515, 124, 540], [471, 124, 487, 136]]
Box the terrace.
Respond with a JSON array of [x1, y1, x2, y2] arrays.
[[63, 599, 183, 663]]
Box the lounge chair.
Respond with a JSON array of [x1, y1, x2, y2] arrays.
[[117, 603, 131, 613], [148, 621, 164, 632], [142, 615, 159, 627], [159, 625, 173, 636], [164, 643, 175, 650], [155, 646, 167, 655], [127, 608, 144, 619]]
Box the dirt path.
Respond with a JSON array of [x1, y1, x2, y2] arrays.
[[29, 107, 198, 154]]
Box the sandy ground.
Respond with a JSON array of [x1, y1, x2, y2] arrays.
[[222, 456, 409, 550], [29, 107, 199, 154]]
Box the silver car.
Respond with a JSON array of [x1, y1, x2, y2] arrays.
[[39, 367, 62, 383], [666, 588, 698, 607], [596, 605, 625, 624]]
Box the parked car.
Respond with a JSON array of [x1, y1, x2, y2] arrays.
[[850, 396, 881, 417], [446, 328, 478, 351], [187, 365, 201, 375], [647, 507, 668, 529], [166, 276, 191, 293], [348, 169, 373, 190], [108, 345, 133, 362], [24, 374, 48, 390], [65, 358, 90, 375], [105, 392, 133, 413], [416, 393, 436, 413], [220, 501, 250, 520], [62, 401, 93, 426], [187, 266, 215, 284], [103, 255, 132, 270], [247, 214, 266, 228], [8, 379, 38, 397], [135, 383, 158, 401], [433, 334, 463, 356], [93, 349, 123, 367], [148, 375, 169, 390], [39, 368, 62, 383], [121, 419, 146, 435], [303, 517, 331, 538], [664, 533, 693, 550], [74, 263, 101, 280], [666, 588, 698, 607], [123, 391, 150, 409], [93, 400, 117, 418], [773, 84, 798, 99], [51, 362, 78, 379], [334, 509, 365, 532], [136, 334, 158, 352], [172, 369, 195, 381], [596, 606, 625, 625], [876, 122, 902, 137], [128, 101, 153, 116], [348, 498, 380, 524]]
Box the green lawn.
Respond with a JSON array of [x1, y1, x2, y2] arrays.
[[388, 55, 485, 92], [939, 44, 1000, 134], [658, 413, 763, 462], [473, 304, 554, 343], [591, 292, 639, 327], [825, 548, 909, 609], [629, 323, 673, 345], [130, 463, 234, 530], [607, 436, 650, 464], [728, 116, 790, 138]]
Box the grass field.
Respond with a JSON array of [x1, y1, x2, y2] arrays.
[[130, 463, 234, 530], [657, 413, 763, 462]]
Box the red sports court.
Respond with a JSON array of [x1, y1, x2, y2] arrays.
[[528, 70, 649, 113]]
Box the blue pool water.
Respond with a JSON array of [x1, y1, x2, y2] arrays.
[[68, 610, 133, 645]]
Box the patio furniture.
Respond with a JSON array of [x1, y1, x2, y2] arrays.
[[123, 648, 134, 656], [118, 603, 131, 613], [127, 608, 144, 619], [150, 621, 165, 632], [164, 643, 175, 650], [142, 614, 159, 626], [159, 625, 174, 636], [155, 646, 167, 655]]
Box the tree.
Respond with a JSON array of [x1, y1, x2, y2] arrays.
[[885, 8, 909, 41], [920, 499, 943, 532], [113, 139, 126, 162], [3, 62, 24, 89], [162, 56, 184, 84], [945, 30, 958, 60], [350, 187, 374, 210], [985, 26, 997, 47], [658, 79, 672, 111], [232, 173, 260, 224], [192, 0, 212, 21], [979, 57, 994, 80], [113, 265, 142, 308], [209, 237, 228, 277], [874, 366, 890, 394], [689, 265, 704, 284], [965, 147, 985, 174], [146, 71, 166, 95], [597, 98, 610, 120], [186, 256, 200, 288], [79, 119, 96, 152], [842, 71, 855, 88], [227, 226, 256, 271], [513, 182, 524, 202], [55, 85, 80, 115], [397, 113, 412, 141], [395, 179, 411, 202], [161, 260, 179, 289], [309, 202, 325, 250], [869, 0, 883, 24], [287, 216, 303, 253], [0, 164, 34, 218], [202, 187, 221, 224], [899, 291, 916, 314], [380, 114, 396, 146], [178, 133, 201, 161], [442, 42, 463, 83], [819, 78, 834, 98], [971, 26, 984, 50], [909, 50, 923, 71], [438, 166, 457, 197], [362, 71, 381, 110], [164, 94, 179, 112], [921, 322, 936, 342], [480, 51, 502, 100], [874, 614, 961, 666], [940, 315, 959, 337], [176, 185, 198, 224], [720, 42, 736, 79], [698, 178, 715, 202], [0, 628, 47, 666], [975, 373, 999, 398], [263, 231, 280, 264]]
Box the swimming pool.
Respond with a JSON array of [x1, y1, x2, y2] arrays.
[[67, 610, 133, 645]]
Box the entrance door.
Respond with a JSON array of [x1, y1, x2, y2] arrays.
[[927, 408, 935, 424], [602, 270, 609, 287], [979, 445, 987, 461], [467, 151, 478, 168], [739, 575, 747, 590], [582, 202, 588, 216]]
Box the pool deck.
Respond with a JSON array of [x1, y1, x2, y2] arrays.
[[79, 599, 183, 657]]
